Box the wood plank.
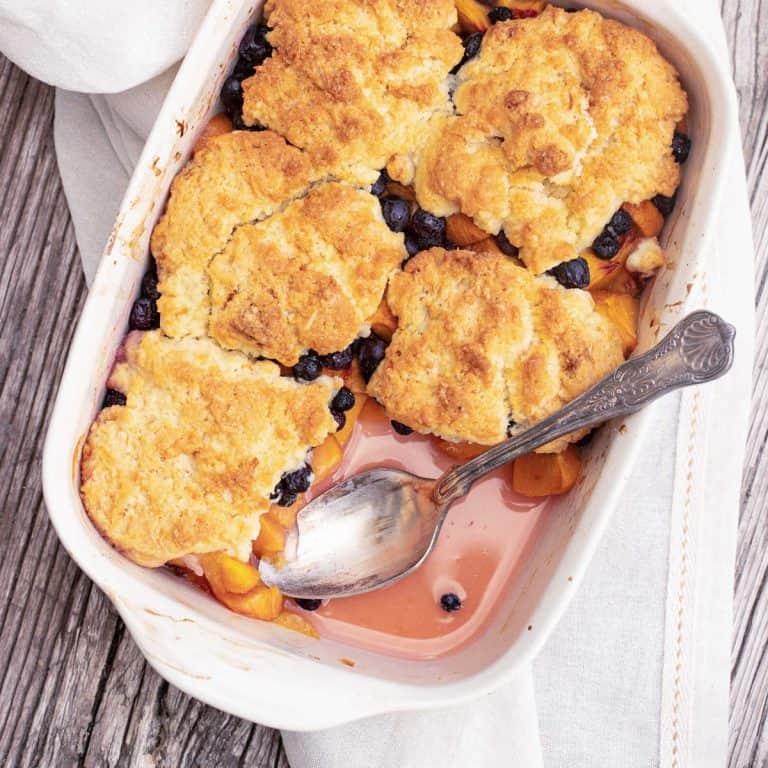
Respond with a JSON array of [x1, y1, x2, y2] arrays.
[[0, 62, 286, 768], [723, 0, 768, 764]]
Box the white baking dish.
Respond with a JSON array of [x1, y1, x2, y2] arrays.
[[42, 0, 736, 729]]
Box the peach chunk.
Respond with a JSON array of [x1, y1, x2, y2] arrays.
[[312, 435, 343, 481], [455, 0, 491, 32], [252, 513, 286, 557], [217, 585, 284, 621], [193, 113, 233, 154], [275, 612, 320, 639], [512, 446, 582, 497], [369, 299, 397, 342], [200, 552, 262, 595], [435, 438, 489, 461], [622, 201, 664, 238], [591, 291, 640, 357], [272, 495, 303, 529], [342, 360, 367, 395], [446, 213, 488, 246]]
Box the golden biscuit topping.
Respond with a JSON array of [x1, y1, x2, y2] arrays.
[[80, 332, 340, 567], [151, 130, 316, 338], [411, 7, 688, 273], [208, 183, 405, 366], [367, 248, 625, 445], [241, 0, 463, 184]]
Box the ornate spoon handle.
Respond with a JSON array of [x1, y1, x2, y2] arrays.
[[433, 311, 735, 506]]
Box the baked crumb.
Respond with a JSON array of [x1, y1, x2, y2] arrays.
[[367, 247, 624, 446], [208, 182, 405, 366], [411, 7, 688, 273], [80, 332, 340, 566], [241, 0, 463, 184]]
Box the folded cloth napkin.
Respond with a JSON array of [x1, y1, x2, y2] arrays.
[[1, 1, 752, 765]]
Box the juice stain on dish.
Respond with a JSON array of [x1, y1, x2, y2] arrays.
[[290, 402, 550, 660]]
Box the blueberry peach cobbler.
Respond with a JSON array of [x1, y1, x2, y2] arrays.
[[80, 0, 689, 633]]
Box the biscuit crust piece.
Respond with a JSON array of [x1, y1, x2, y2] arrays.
[[81, 332, 339, 567], [412, 7, 688, 273], [367, 248, 625, 446], [241, 0, 463, 184], [208, 182, 405, 366], [150, 130, 316, 339]]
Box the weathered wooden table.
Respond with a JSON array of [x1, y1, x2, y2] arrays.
[[0, 4, 765, 765]]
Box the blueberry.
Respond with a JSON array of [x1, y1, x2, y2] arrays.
[[452, 31, 484, 73], [440, 593, 462, 612], [652, 193, 677, 217], [380, 196, 411, 232], [238, 24, 272, 66], [606, 209, 633, 237], [233, 57, 255, 80], [671, 132, 691, 164], [294, 354, 323, 381], [404, 234, 421, 259], [141, 270, 160, 301], [488, 7, 514, 23], [391, 420, 413, 436], [282, 465, 313, 494], [320, 346, 354, 370], [103, 388, 126, 408], [547, 257, 590, 289], [129, 297, 159, 330], [410, 209, 446, 249], [332, 410, 346, 430], [357, 334, 388, 382], [220, 76, 243, 116], [331, 387, 355, 413], [370, 169, 390, 197], [591, 231, 620, 260], [496, 230, 519, 257], [296, 598, 322, 611], [462, 31, 484, 59]]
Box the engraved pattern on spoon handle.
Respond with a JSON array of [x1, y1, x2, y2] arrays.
[[433, 311, 735, 506]]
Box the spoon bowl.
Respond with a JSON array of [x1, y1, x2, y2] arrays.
[[260, 311, 735, 599]]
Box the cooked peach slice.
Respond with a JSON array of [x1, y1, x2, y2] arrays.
[[512, 446, 582, 497], [275, 612, 320, 639], [455, 0, 491, 32], [342, 359, 367, 394], [495, 0, 545, 12], [252, 513, 286, 557], [272, 495, 303, 528], [312, 435, 343, 481], [200, 552, 262, 595], [217, 585, 284, 621], [622, 201, 664, 238], [336, 393, 367, 447], [435, 438, 489, 461], [467, 237, 506, 258], [446, 213, 488, 246], [591, 291, 640, 357], [369, 299, 397, 342], [600, 265, 639, 296], [193, 113, 233, 154]]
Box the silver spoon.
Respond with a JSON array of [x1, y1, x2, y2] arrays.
[[259, 311, 735, 599]]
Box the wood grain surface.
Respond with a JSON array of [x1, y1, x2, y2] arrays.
[[0, 2, 765, 765]]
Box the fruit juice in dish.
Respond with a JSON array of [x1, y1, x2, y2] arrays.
[[292, 402, 551, 660]]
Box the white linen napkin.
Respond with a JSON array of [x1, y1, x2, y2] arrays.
[[2, 1, 752, 765]]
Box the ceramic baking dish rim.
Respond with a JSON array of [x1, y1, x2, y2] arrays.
[[42, 0, 737, 730]]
